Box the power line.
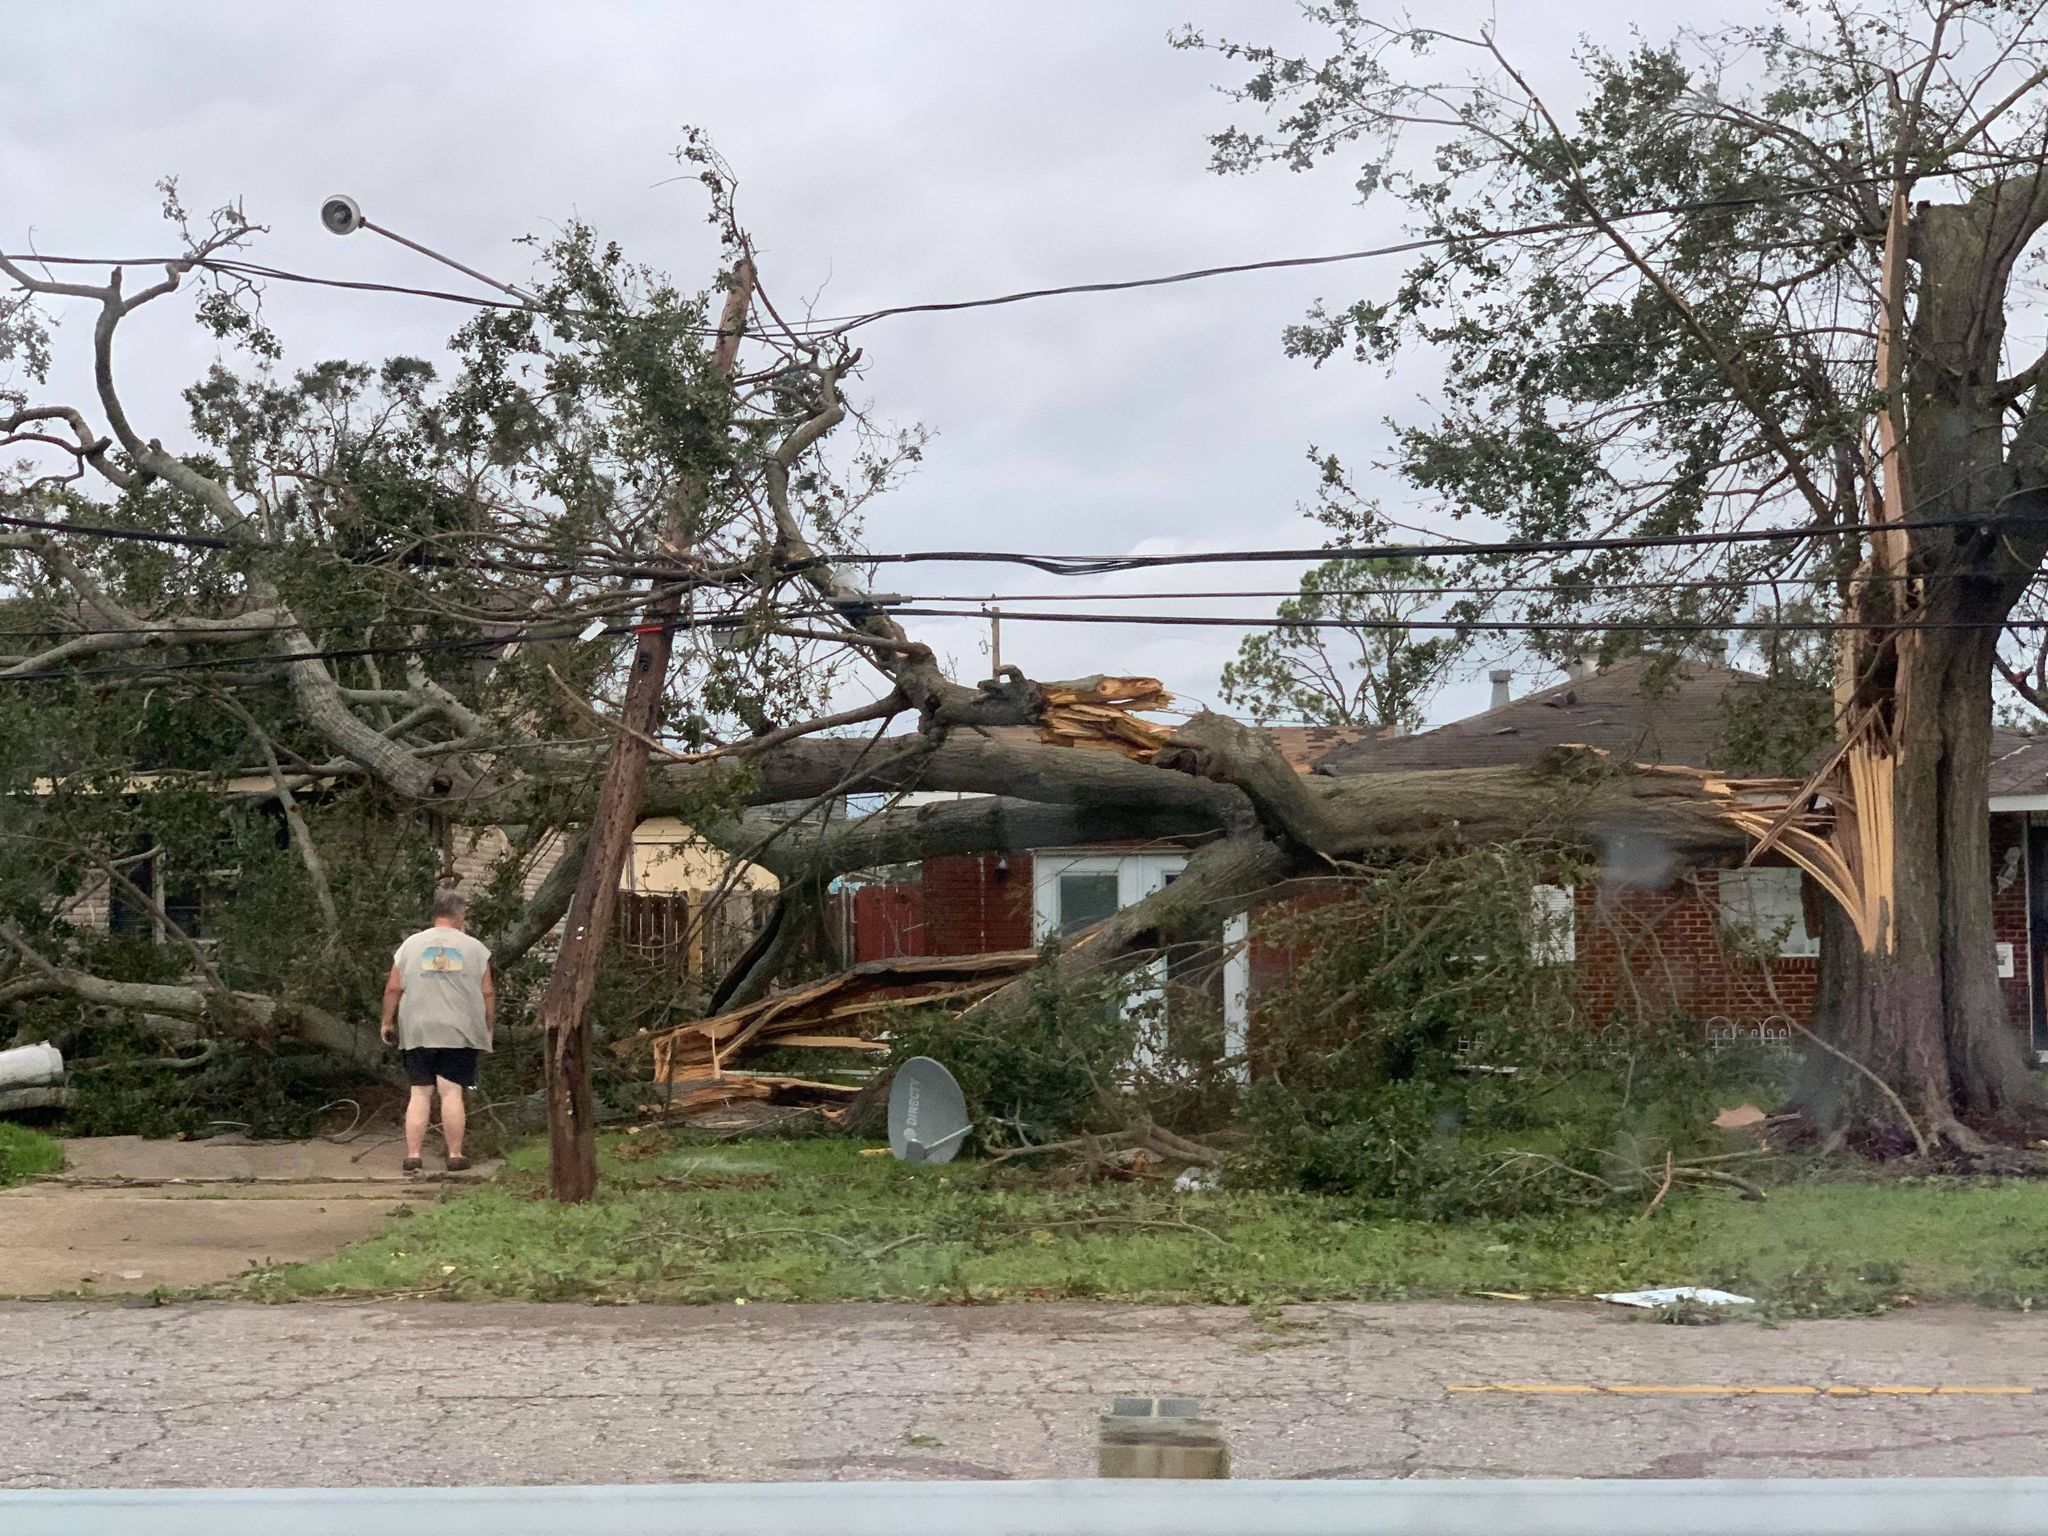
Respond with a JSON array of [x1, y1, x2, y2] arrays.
[[839, 514, 2010, 576], [0, 501, 2024, 589], [0, 504, 1975, 568], [11, 148, 2046, 340], [0, 606, 823, 682], [899, 570, 1979, 603], [1, 600, 2040, 689], [880, 606, 2048, 635]]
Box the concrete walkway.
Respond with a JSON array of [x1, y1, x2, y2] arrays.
[[0, 1136, 495, 1295], [2, 1301, 2045, 1486]]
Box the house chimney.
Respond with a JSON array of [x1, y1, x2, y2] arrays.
[[1565, 653, 1592, 683], [1489, 669, 1513, 710], [1702, 635, 1728, 663]]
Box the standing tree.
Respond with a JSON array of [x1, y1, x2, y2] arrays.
[[1218, 552, 1455, 729], [1219, 476, 1463, 729], [1178, 0, 2048, 1148]]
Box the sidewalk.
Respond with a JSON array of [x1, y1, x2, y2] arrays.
[[0, 1136, 496, 1295]]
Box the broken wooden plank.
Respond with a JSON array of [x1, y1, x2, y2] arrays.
[[759, 1034, 891, 1052]]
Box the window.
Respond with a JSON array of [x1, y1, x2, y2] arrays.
[[1529, 884, 1577, 965], [1717, 866, 1818, 958], [1053, 872, 1121, 937]]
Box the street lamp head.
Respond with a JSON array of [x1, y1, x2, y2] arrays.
[[320, 195, 365, 236]]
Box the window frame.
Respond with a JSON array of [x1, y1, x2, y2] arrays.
[[1715, 865, 1819, 959]]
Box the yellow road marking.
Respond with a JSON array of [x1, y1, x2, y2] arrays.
[[1447, 1383, 2037, 1397]]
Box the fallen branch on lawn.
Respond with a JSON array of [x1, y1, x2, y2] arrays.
[[1491, 1148, 1769, 1204], [1000, 1215, 1226, 1244], [986, 1118, 1227, 1169], [1788, 1019, 1931, 1159]]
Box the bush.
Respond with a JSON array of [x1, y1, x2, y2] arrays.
[[883, 944, 1243, 1151], [884, 953, 1132, 1148], [1235, 844, 1783, 1218]]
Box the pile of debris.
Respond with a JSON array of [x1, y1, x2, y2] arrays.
[[635, 951, 1039, 1117]]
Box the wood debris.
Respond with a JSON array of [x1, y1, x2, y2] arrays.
[[637, 950, 1041, 1092], [649, 1068, 864, 1117], [1037, 676, 1175, 761]]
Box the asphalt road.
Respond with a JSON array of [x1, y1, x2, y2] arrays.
[[4, 1300, 2047, 1487]]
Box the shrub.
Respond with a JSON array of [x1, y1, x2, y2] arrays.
[[1235, 843, 1775, 1217]]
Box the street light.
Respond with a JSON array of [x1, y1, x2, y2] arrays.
[[319, 194, 528, 301]]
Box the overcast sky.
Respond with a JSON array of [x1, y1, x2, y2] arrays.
[[1, 0, 1780, 727]]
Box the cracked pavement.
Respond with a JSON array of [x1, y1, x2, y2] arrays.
[[4, 1300, 2047, 1486]]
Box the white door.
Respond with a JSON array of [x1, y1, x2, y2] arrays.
[[1032, 851, 1197, 1069]]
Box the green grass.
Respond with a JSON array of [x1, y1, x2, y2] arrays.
[[0, 1122, 63, 1186], [235, 1133, 2048, 1316]]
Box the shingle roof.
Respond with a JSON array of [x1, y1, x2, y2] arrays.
[[1318, 655, 1769, 776], [1990, 733, 2048, 800], [1266, 723, 1389, 772], [1318, 655, 2048, 806]]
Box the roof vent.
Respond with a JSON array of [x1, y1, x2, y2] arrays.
[[1489, 669, 1513, 710]]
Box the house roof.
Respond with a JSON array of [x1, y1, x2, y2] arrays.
[[1990, 733, 2048, 804], [1266, 723, 1389, 772], [1318, 655, 1770, 777], [1316, 655, 2048, 810]]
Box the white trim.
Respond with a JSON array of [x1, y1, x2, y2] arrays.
[[1030, 849, 1188, 942], [1990, 795, 2048, 812], [1223, 912, 1251, 1081], [2028, 814, 2042, 1053]]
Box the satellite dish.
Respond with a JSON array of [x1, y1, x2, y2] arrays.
[[888, 1056, 971, 1164]]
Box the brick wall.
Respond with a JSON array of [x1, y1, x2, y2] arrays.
[[1573, 874, 1818, 1028], [927, 819, 2042, 1045], [1244, 879, 1350, 1000], [922, 852, 1035, 954]]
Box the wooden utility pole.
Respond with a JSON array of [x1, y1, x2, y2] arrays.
[[537, 262, 755, 1202]]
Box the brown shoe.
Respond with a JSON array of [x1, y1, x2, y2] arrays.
[[445, 1155, 472, 1173], [401, 1157, 423, 1174]]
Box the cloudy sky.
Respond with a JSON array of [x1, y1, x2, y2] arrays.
[[1, 0, 1778, 726]]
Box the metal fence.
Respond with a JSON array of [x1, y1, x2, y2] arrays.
[[8, 1478, 2048, 1536]]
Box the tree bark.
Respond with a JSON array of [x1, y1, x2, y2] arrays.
[[1798, 178, 2048, 1151], [1802, 621, 2043, 1147]]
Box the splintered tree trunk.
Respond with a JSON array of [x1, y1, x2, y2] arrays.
[[1803, 624, 2042, 1149]]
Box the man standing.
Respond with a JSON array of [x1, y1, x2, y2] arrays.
[[380, 890, 495, 1174]]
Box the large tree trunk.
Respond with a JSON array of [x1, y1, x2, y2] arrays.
[[1804, 624, 2042, 1148], [1797, 178, 2048, 1153]]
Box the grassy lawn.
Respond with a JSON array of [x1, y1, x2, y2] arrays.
[[0, 1122, 63, 1186], [238, 1132, 2048, 1316]]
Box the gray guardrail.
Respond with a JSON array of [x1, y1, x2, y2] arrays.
[[6, 1477, 2047, 1536]]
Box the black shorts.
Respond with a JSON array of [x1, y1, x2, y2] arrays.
[[401, 1046, 481, 1089]]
